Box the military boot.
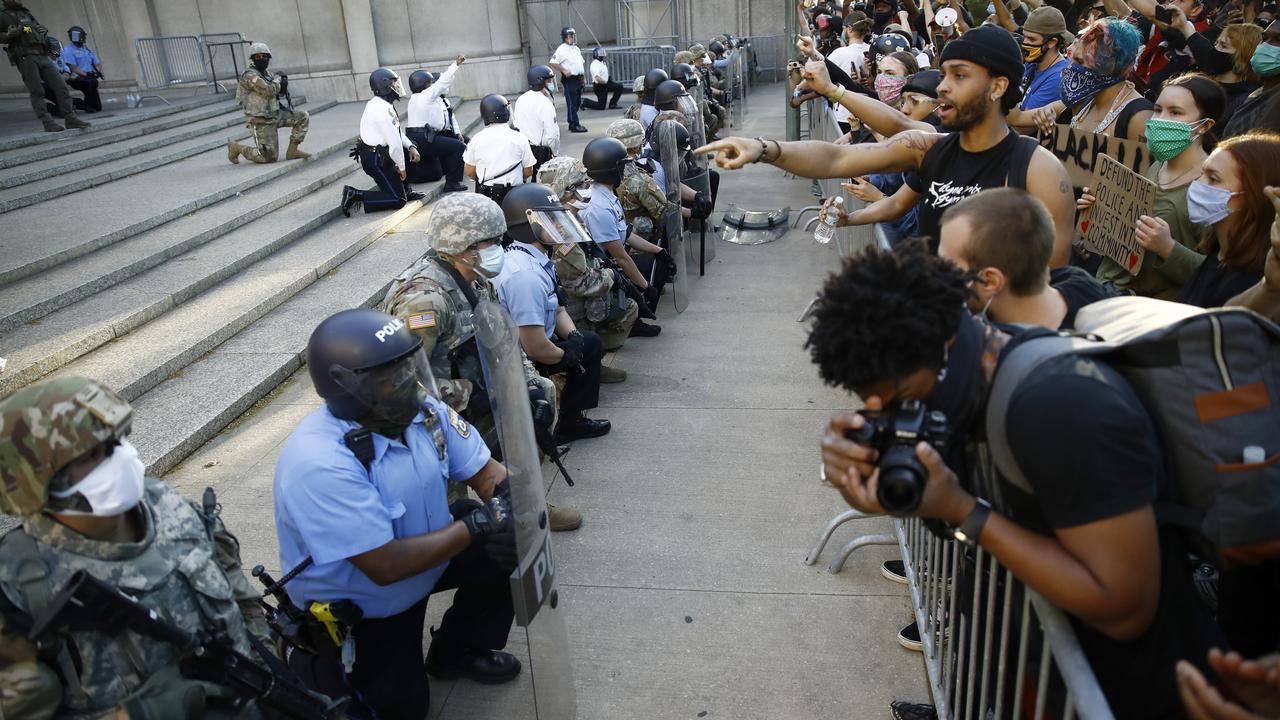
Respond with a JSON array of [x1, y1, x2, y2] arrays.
[[42, 116, 64, 132], [285, 140, 311, 160], [63, 115, 91, 130], [227, 140, 245, 165]]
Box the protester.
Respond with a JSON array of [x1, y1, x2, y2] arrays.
[[1004, 6, 1072, 132], [1185, 22, 1262, 127], [1221, 19, 1280, 137]]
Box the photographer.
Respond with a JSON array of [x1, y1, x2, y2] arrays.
[[811, 241, 1220, 718]]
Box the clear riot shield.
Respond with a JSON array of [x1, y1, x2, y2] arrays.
[[658, 119, 690, 313], [683, 85, 715, 271], [473, 300, 576, 719]]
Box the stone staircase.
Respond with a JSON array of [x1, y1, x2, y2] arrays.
[[0, 96, 483, 487]]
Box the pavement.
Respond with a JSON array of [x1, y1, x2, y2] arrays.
[[161, 87, 930, 718]]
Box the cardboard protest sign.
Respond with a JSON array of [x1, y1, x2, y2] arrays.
[[1079, 154, 1156, 275], [1038, 124, 1155, 190]]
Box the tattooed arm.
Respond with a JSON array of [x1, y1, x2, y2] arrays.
[[697, 129, 940, 177], [1025, 145, 1077, 267]]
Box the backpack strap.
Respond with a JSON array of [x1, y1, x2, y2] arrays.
[[0, 528, 87, 700], [1004, 135, 1040, 191]]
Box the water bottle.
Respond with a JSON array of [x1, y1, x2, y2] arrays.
[[815, 197, 842, 244]]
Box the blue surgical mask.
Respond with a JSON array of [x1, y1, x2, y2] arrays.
[[476, 244, 506, 278], [1186, 180, 1240, 226]]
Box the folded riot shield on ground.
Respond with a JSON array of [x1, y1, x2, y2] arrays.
[[473, 300, 576, 719], [658, 120, 689, 313]]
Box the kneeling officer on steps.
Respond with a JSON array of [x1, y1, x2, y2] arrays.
[[228, 42, 310, 164], [0, 377, 279, 718], [275, 308, 521, 719]]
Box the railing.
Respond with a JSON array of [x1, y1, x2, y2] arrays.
[[744, 35, 788, 84], [134, 36, 210, 105], [199, 32, 251, 93], [600, 44, 676, 89]]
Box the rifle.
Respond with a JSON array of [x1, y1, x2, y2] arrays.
[[582, 242, 656, 319], [30, 570, 347, 720], [528, 387, 575, 487], [277, 72, 295, 112]]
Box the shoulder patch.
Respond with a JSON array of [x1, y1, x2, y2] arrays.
[[448, 408, 471, 438], [408, 312, 437, 330]]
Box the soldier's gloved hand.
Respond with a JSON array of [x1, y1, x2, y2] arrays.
[[462, 495, 513, 542], [657, 248, 678, 276], [643, 283, 662, 309], [692, 192, 714, 220], [278, 73, 288, 91], [528, 385, 555, 432], [121, 664, 223, 720]]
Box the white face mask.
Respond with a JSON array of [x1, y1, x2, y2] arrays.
[[49, 439, 146, 517], [573, 184, 594, 202], [477, 244, 506, 278]]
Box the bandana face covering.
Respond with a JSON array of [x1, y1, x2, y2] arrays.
[[1059, 62, 1124, 107], [875, 74, 908, 105]]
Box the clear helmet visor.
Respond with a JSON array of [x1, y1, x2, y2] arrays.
[[676, 95, 698, 116], [527, 208, 594, 246], [329, 347, 439, 422], [389, 76, 407, 98]]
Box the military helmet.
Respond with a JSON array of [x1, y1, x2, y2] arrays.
[[408, 70, 433, 94], [248, 42, 272, 59], [528, 64, 555, 91], [606, 118, 646, 150], [537, 156, 590, 197], [583, 136, 630, 187], [425, 193, 507, 256], [631, 75, 646, 93], [673, 50, 695, 64], [369, 67, 406, 99], [689, 43, 707, 56], [0, 378, 133, 516], [307, 309, 424, 420], [654, 79, 690, 111], [642, 68, 669, 104], [479, 94, 511, 125]]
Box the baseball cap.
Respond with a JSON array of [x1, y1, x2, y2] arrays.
[[1022, 6, 1074, 45]]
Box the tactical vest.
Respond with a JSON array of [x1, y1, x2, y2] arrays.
[[0, 480, 255, 717], [1, 7, 49, 58], [236, 68, 280, 120]]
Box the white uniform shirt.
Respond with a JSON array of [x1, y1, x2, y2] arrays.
[[550, 43, 585, 77], [407, 61, 461, 131], [359, 96, 414, 171], [512, 89, 560, 153], [590, 59, 609, 84], [826, 43, 868, 126], [463, 124, 536, 186]]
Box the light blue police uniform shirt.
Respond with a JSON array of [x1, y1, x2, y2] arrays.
[[273, 396, 490, 619], [578, 184, 627, 250], [639, 103, 659, 129], [61, 44, 100, 73], [494, 241, 558, 338]]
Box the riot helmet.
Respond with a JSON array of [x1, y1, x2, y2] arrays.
[[709, 40, 726, 56], [671, 62, 699, 88], [528, 64, 555, 92], [654, 79, 696, 116], [502, 183, 592, 247], [592, 47, 607, 61], [642, 68, 669, 105], [872, 33, 911, 57], [562, 26, 577, 41], [479, 94, 511, 125], [427, 193, 508, 278], [583, 136, 631, 187], [306, 308, 439, 426], [68, 25, 87, 46], [408, 70, 433, 94], [369, 67, 406, 100]]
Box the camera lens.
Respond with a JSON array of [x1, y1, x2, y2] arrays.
[[877, 446, 926, 513]]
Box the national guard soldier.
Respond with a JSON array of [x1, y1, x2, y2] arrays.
[[341, 68, 425, 217], [406, 55, 468, 192], [513, 64, 560, 173], [0, 377, 281, 718], [227, 42, 310, 165], [623, 75, 645, 121], [378, 193, 584, 532], [638, 67, 668, 129], [464, 94, 536, 204], [607, 118, 681, 243], [275, 308, 523, 719], [0, 1, 88, 132], [547, 26, 588, 133]]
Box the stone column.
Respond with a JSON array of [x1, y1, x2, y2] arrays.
[[341, 0, 380, 76], [115, 0, 159, 86]]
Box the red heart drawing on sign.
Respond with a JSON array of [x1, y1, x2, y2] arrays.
[[1080, 220, 1090, 233], [1128, 251, 1139, 271]]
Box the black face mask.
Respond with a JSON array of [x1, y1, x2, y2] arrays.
[[252, 58, 270, 73], [873, 10, 895, 27], [360, 383, 422, 438], [1198, 46, 1236, 75]]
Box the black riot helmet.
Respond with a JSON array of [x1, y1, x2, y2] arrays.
[[592, 47, 606, 61], [642, 68, 669, 104], [369, 67, 406, 100], [583, 136, 630, 187], [709, 40, 726, 56], [502, 183, 559, 245], [306, 308, 436, 422], [528, 64, 555, 91], [408, 70, 433, 94], [671, 62, 698, 88], [654, 79, 691, 112], [561, 26, 577, 40], [479, 94, 511, 125], [68, 26, 87, 45]]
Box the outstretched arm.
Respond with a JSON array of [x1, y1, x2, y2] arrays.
[[696, 130, 934, 179]]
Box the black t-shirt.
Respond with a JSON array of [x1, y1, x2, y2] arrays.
[[1176, 253, 1263, 308], [1050, 265, 1116, 329], [908, 131, 1029, 248], [1000, 353, 1221, 719]]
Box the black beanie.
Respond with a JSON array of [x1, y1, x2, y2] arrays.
[[903, 69, 941, 99], [939, 26, 1024, 84]]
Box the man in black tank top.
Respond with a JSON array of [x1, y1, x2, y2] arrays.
[[696, 26, 1078, 267]]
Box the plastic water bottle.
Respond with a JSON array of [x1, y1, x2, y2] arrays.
[[815, 197, 842, 244]]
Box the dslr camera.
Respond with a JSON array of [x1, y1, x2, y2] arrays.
[[844, 400, 949, 513]]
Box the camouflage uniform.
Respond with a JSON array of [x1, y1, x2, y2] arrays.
[[0, 378, 271, 719], [606, 118, 677, 244], [233, 44, 309, 164], [623, 75, 645, 122]]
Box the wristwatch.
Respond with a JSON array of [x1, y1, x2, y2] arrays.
[[950, 498, 991, 546]]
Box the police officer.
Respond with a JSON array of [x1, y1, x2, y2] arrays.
[[464, 94, 536, 204], [0, 377, 275, 717], [379, 192, 584, 531], [341, 68, 425, 217], [638, 67, 668, 129], [581, 46, 625, 111], [513, 64, 560, 173], [275, 309, 521, 719], [548, 26, 588, 133], [653, 79, 700, 138], [227, 42, 310, 164], [495, 183, 613, 442], [406, 54, 468, 192], [0, 1, 88, 132], [61, 25, 102, 112]]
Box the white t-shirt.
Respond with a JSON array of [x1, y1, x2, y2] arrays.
[[590, 59, 609, 84], [826, 43, 868, 125], [359, 96, 413, 170], [512, 89, 560, 153], [550, 43, 585, 77], [406, 61, 460, 131], [462, 124, 536, 186]]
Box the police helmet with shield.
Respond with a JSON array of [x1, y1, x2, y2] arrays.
[[369, 67, 406, 100], [641, 68, 668, 104], [408, 70, 433, 94], [480, 94, 511, 125], [528, 64, 555, 91], [561, 26, 576, 40], [654, 79, 697, 116], [583, 136, 630, 187], [427, 193, 509, 277], [670, 62, 699, 88], [709, 40, 726, 56], [502, 183, 592, 247], [592, 47, 606, 61], [68, 25, 87, 44]]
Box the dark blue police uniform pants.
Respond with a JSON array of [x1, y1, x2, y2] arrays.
[[67, 75, 100, 112], [563, 76, 584, 127], [358, 148, 408, 212], [422, 134, 466, 184], [288, 499, 516, 720], [581, 81, 624, 110]]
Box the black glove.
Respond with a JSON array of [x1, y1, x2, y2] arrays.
[[278, 74, 289, 92], [657, 248, 678, 276], [461, 495, 513, 541], [643, 283, 661, 310], [528, 385, 555, 432], [484, 527, 518, 571], [554, 331, 585, 367], [692, 192, 713, 220]]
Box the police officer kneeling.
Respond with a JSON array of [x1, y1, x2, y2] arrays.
[[464, 94, 536, 204], [342, 68, 425, 217], [275, 310, 521, 719]]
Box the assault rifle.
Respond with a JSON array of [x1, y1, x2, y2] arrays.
[[582, 242, 656, 319]]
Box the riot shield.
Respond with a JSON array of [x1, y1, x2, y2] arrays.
[[658, 120, 690, 313], [473, 300, 576, 719], [682, 86, 715, 270]]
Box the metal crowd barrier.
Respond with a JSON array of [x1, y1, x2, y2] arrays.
[[745, 35, 787, 84], [199, 32, 251, 93], [793, 97, 875, 260], [134, 36, 210, 106], [601, 45, 676, 88]]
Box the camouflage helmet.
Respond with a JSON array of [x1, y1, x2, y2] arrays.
[[607, 118, 646, 150], [673, 50, 695, 64], [248, 42, 271, 59], [0, 377, 133, 516], [631, 75, 645, 93], [537, 156, 590, 197], [424, 193, 507, 257], [689, 43, 707, 56]]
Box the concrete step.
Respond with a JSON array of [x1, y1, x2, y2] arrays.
[[0, 100, 361, 287], [0, 94, 228, 153], [0, 98, 247, 169], [0, 100, 337, 213]]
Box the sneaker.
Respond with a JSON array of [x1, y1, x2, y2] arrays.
[[897, 621, 922, 652], [547, 503, 582, 532], [881, 559, 908, 584], [600, 365, 627, 383], [628, 319, 661, 338], [890, 701, 938, 720]]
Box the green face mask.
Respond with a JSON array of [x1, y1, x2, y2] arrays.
[[1145, 117, 1206, 162], [1252, 42, 1280, 78]]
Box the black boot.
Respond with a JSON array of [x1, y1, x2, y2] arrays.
[[340, 186, 363, 217]]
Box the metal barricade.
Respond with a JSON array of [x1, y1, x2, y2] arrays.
[[199, 32, 251, 93], [792, 97, 874, 260], [602, 45, 676, 88], [134, 36, 210, 105], [745, 35, 787, 84]]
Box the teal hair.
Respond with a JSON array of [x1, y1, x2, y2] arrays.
[[1075, 17, 1142, 77]]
